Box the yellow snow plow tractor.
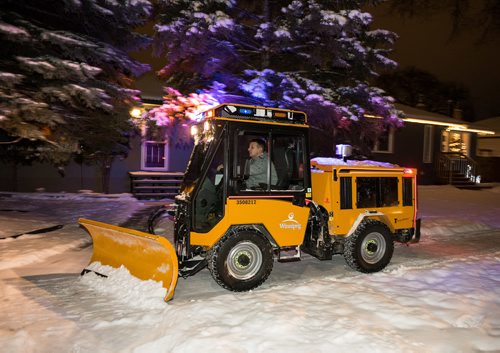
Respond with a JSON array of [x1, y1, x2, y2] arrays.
[[79, 103, 420, 302]]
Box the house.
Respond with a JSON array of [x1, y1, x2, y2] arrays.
[[475, 116, 500, 182], [0, 101, 494, 196], [476, 116, 500, 157], [370, 103, 495, 185]]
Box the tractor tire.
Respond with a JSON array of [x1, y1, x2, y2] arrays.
[[208, 229, 274, 291], [148, 206, 170, 235], [344, 219, 394, 273]]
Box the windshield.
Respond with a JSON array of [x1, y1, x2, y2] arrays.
[[178, 123, 215, 198]]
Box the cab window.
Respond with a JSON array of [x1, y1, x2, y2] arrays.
[[193, 137, 225, 231], [233, 131, 306, 193], [271, 134, 306, 191], [356, 177, 399, 208]]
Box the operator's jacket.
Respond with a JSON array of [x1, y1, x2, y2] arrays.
[[245, 152, 278, 189]]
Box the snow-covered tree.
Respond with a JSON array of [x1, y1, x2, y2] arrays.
[[153, 0, 400, 153], [0, 0, 152, 173]]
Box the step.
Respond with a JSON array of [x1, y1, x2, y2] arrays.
[[134, 192, 178, 199], [131, 179, 182, 185], [129, 171, 184, 177], [455, 184, 493, 190], [452, 179, 474, 184], [133, 186, 180, 191], [129, 171, 184, 200]]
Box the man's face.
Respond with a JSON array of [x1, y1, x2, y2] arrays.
[[248, 141, 263, 159]]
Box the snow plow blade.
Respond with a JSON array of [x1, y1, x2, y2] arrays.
[[78, 218, 178, 302]]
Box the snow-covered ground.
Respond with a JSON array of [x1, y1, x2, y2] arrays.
[[0, 186, 499, 353]]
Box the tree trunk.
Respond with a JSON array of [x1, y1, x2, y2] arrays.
[[99, 157, 113, 194], [13, 163, 18, 192]]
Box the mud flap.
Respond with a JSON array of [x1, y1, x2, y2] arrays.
[[79, 218, 179, 302], [413, 218, 421, 243]]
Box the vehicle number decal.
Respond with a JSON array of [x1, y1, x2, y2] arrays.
[[236, 199, 256, 205]]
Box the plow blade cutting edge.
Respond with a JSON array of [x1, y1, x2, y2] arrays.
[[79, 218, 179, 302]]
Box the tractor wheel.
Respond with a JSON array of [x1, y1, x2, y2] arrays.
[[208, 230, 274, 291], [344, 219, 394, 273]]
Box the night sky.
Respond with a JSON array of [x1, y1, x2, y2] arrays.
[[370, 4, 500, 121]]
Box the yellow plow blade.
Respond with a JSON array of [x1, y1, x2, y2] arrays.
[[79, 218, 179, 302]]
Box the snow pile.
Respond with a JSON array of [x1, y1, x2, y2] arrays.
[[0, 232, 90, 271], [1, 186, 499, 352], [131, 253, 500, 353], [0, 191, 137, 201], [421, 218, 492, 238], [418, 185, 500, 229], [80, 262, 167, 310]]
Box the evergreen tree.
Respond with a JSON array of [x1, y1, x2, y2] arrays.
[[152, 0, 400, 153], [0, 0, 152, 189]]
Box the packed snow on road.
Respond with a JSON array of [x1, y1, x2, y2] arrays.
[[0, 186, 499, 353]]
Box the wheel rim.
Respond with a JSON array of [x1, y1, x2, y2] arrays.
[[361, 232, 386, 264], [227, 241, 262, 280]]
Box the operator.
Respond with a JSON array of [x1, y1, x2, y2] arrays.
[[245, 138, 278, 189]]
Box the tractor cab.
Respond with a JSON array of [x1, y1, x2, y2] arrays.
[[174, 104, 313, 266]]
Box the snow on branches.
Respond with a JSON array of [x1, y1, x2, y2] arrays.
[[144, 85, 222, 127], [0, 0, 152, 165], [153, 0, 401, 143]]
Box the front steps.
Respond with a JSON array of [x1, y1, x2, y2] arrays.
[[129, 171, 183, 200]]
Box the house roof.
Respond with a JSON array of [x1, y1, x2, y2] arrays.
[[474, 116, 500, 137], [395, 103, 495, 135]]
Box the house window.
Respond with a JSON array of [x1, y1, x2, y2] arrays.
[[373, 128, 394, 153], [423, 125, 434, 163], [142, 141, 168, 170], [140, 123, 169, 170]]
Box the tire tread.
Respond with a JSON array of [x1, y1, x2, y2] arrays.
[[344, 219, 394, 273], [207, 229, 273, 291]]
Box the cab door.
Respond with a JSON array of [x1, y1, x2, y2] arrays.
[[191, 125, 227, 233]]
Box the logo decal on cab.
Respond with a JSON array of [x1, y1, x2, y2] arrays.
[[280, 212, 302, 230]]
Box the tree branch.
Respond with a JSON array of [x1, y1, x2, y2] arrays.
[[0, 137, 23, 144]]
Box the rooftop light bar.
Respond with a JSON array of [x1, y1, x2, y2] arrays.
[[205, 104, 307, 124]]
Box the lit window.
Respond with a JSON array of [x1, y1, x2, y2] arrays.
[[142, 141, 168, 170]]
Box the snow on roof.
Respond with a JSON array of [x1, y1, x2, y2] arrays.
[[474, 116, 500, 137], [396, 103, 461, 125], [311, 157, 398, 168], [396, 103, 495, 134]]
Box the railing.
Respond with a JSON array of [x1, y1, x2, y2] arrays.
[[436, 152, 478, 185]]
